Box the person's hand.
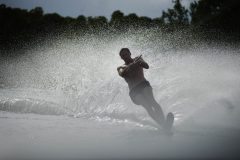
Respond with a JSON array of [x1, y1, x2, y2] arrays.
[[119, 66, 126, 73], [133, 57, 143, 65], [135, 59, 143, 65]]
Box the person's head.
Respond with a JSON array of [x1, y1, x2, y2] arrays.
[[119, 48, 133, 63]]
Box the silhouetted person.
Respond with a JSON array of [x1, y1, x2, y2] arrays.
[[117, 48, 174, 130]]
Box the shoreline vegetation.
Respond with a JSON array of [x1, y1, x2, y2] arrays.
[[0, 0, 240, 52]]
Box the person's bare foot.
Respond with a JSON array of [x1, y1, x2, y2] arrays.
[[163, 112, 174, 130]]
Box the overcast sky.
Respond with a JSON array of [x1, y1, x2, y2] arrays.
[[0, 0, 193, 19]]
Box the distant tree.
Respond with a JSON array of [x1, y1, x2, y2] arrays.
[[110, 10, 124, 31], [189, 1, 198, 25], [64, 16, 76, 31], [138, 16, 153, 28], [95, 16, 108, 28], [152, 17, 164, 28], [0, 4, 6, 9], [190, 0, 223, 27], [1, 1, 240, 50], [29, 7, 43, 17], [124, 13, 139, 29], [42, 13, 64, 32], [29, 7, 44, 32], [0, 6, 29, 36], [190, 0, 240, 32], [111, 10, 155, 30], [162, 0, 189, 27], [87, 16, 108, 31], [44, 13, 64, 24], [76, 15, 87, 28], [65, 16, 75, 25]]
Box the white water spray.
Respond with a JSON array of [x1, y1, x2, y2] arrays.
[[0, 30, 240, 130]]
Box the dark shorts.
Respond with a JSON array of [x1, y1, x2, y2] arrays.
[[129, 80, 152, 105]]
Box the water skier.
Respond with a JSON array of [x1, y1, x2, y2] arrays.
[[117, 48, 174, 130]]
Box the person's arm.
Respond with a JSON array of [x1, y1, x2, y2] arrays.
[[117, 65, 127, 77], [137, 57, 149, 69], [117, 62, 137, 77], [117, 56, 149, 77]]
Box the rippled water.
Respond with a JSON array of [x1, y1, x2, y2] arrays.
[[1, 30, 240, 130]]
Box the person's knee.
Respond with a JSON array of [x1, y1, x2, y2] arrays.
[[133, 94, 147, 106], [145, 107, 156, 116], [143, 87, 157, 101], [143, 86, 152, 95]]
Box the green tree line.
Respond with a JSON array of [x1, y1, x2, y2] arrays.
[[0, 0, 240, 48]]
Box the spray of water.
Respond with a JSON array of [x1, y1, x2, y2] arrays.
[[0, 29, 240, 130]]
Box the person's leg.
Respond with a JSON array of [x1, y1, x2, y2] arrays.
[[142, 86, 165, 125], [142, 86, 174, 130], [134, 93, 164, 126]]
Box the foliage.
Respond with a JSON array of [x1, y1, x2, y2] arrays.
[[162, 0, 189, 27], [0, 0, 240, 49]]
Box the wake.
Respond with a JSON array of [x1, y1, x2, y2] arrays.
[[0, 30, 240, 130]]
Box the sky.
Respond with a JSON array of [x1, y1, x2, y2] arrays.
[[0, 0, 193, 19]]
